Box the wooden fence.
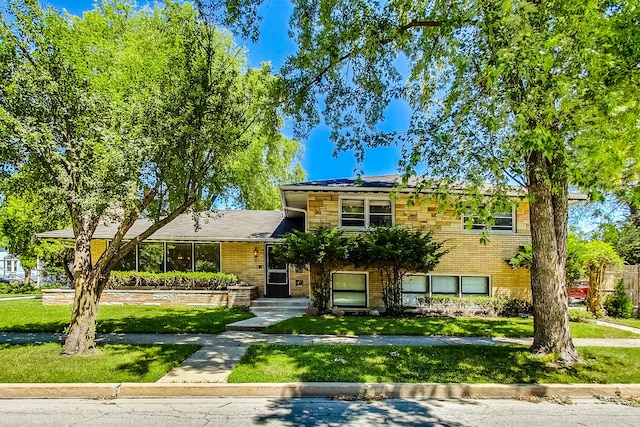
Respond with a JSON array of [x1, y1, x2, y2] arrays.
[[623, 265, 640, 312]]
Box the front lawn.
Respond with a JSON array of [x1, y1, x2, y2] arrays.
[[0, 343, 200, 382], [264, 315, 640, 339], [227, 344, 640, 384], [0, 299, 254, 333]]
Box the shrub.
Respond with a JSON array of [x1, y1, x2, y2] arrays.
[[568, 308, 596, 322], [605, 281, 633, 319], [499, 298, 532, 317], [415, 295, 530, 317], [0, 281, 39, 294], [107, 271, 239, 290]]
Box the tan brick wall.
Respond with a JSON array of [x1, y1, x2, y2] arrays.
[[221, 242, 310, 298], [306, 192, 532, 305], [289, 265, 310, 298], [90, 240, 108, 265], [221, 242, 265, 292], [307, 192, 530, 234]]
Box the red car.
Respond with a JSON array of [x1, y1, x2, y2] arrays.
[[567, 284, 589, 300]]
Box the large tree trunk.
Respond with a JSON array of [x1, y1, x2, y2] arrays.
[[62, 232, 105, 355], [528, 151, 580, 364]]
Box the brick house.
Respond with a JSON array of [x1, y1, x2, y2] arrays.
[[39, 175, 586, 309]]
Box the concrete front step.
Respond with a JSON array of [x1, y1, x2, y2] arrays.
[[249, 308, 307, 316], [250, 297, 309, 308]]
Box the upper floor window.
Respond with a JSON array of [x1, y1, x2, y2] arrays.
[[463, 210, 514, 232], [340, 198, 393, 229]]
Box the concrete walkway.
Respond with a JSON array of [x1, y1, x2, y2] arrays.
[[3, 331, 640, 383], [590, 318, 640, 335]]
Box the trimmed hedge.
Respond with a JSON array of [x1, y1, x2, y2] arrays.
[[413, 295, 533, 317], [107, 271, 239, 290], [568, 307, 596, 322], [0, 281, 40, 295]]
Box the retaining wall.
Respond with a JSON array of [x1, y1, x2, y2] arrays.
[[41, 286, 258, 308]]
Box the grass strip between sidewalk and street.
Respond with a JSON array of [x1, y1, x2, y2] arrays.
[[227, 344, 640, 384], [0, 299, 254, 334], [0, 343, 201, 383], [263, 315, 640, 339]]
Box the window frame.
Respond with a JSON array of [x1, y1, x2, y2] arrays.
[[108, 240, 223, 273], [401, 274, 492, 303], [462, 207, 515, 233], [339, 197, 394, 230], [401, 274, 430, 307], [331, 271, 369, 308], [194, 242, 222, 273]]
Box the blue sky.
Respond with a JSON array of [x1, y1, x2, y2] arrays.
[[47, 0, 407, 182]]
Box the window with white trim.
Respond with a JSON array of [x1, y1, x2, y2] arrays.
[[461, 276, 490, 295], [332, 272, 368, 307], [463, 210, 514, 232], [401, 274, 491, 304], [340, 198, 392, 228], [431, 275, 460, 295], [401, 275, 429, 307]]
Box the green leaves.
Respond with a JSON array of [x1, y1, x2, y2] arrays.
[[0, 0, 301, 260]]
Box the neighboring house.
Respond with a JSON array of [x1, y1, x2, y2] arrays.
[[38, 175, 586, 309], [0, 247, 28, 280]]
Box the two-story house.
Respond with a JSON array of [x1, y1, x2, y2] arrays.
[[281, 175, 536, 309], [38, 175, 586, 309]]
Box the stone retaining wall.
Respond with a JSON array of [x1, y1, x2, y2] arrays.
[[41, 286, 257, 308]]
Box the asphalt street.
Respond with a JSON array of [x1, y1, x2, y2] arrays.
[[0, 397, 639, 427]]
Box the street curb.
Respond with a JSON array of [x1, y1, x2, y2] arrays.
[[2, 383, 640, 400]]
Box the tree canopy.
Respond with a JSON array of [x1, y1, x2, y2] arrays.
[[0, 193, 68, 281], [0, 0, 302, 354]]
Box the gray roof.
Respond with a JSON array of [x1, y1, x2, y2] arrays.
[[38, 210, 303, 242], [282, 174, 587, 200]]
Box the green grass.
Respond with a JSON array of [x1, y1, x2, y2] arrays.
[[0, 294, 32, 299], [264, 315, 640, 339], [227, 344, 640, 384], [0, 299, 254, 333], [0, 343, 200, 382], [606, 317, 640, 330]]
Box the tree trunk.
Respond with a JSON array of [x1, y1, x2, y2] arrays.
[[23, 268, 31, 283], [586, 264, 605, 315], [62, 232, 104, 355], [62, 274, 100, 355], [528, 151, 580, 363]]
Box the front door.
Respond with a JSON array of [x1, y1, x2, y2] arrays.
[[265, 244, 289, 297]]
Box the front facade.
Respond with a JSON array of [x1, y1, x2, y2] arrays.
[[280, 176, 537, 309], [40, 175, 585, 309]]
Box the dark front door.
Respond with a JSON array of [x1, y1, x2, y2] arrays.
[[265, 244, 289, 297]]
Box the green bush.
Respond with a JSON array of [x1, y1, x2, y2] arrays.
[[605, 281, 633, 319], [415, 295, 531, 317], [107, 271, 239, 290], [0, 281, 40, 294], [568, 308, 596, 322], [499, 298, 532, 317]]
